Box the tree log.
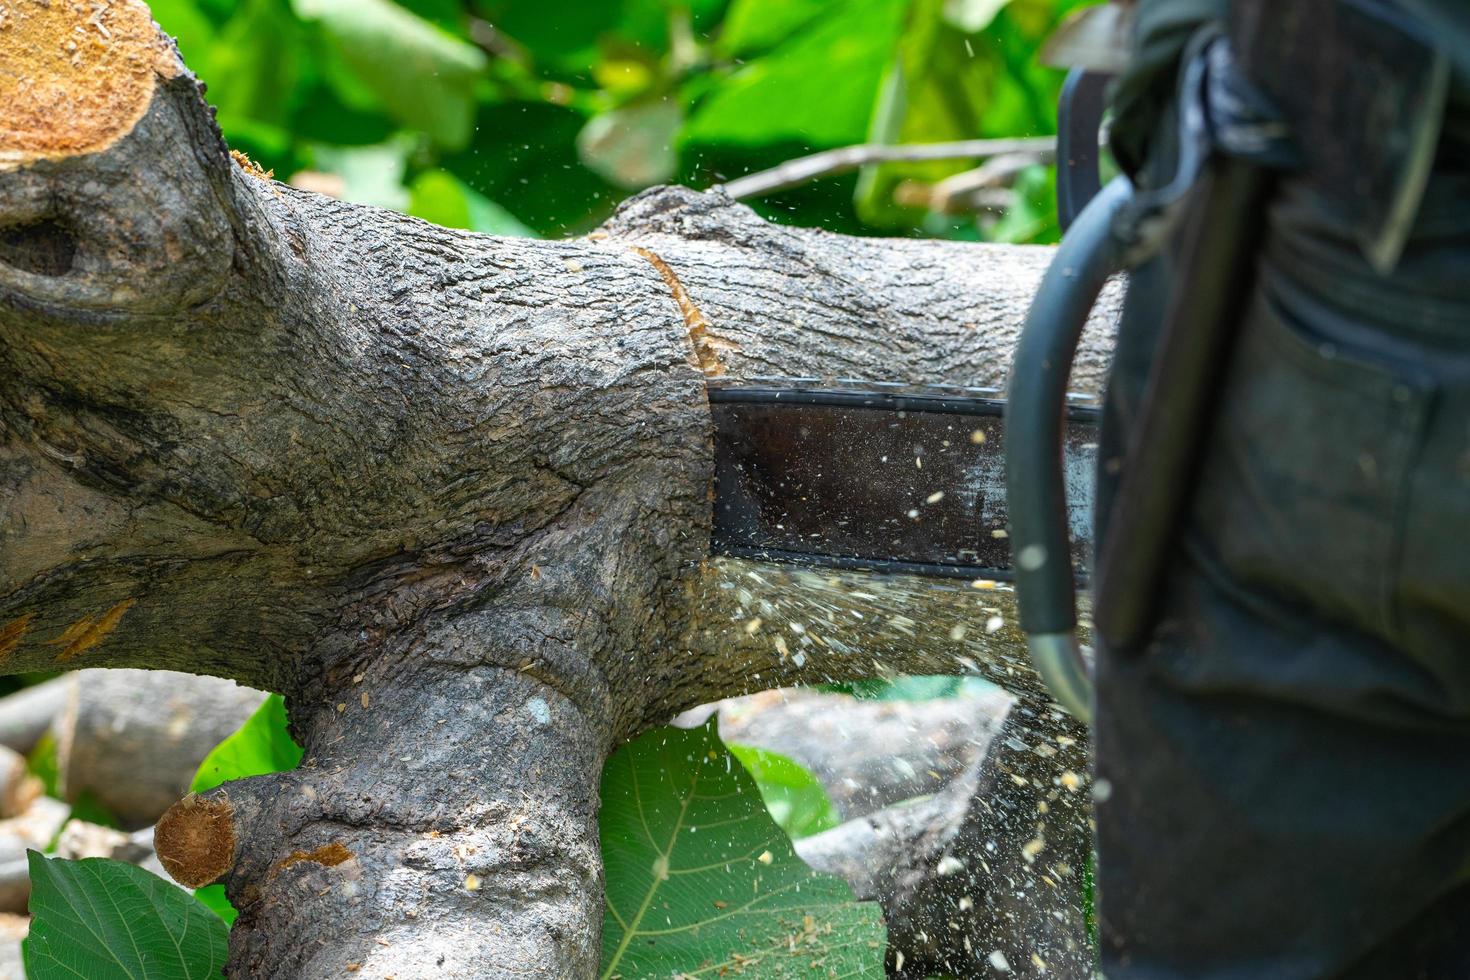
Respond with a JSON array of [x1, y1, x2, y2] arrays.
[[0, 677, 67, 755], [0, 797, 69, 913], [0, 748, 38, 823], [0, 668, 267, 826], [0, 913, 25, 980], [0, 3, 1116, 975], [52, 668, 265, 827]]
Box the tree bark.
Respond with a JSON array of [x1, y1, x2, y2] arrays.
[[0, 3, 1116, 975]]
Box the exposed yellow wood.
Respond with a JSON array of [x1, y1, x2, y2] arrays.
[[0, 615, 33, 662], [0, 0, 183, 169], [630, 246, 739, 378], [49, 598, 136, 662]]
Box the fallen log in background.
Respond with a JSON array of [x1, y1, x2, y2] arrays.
[[0, 671, 266, 827], [0, 681, 66, 756], [0, 798, 69, 914], [52, 669, 265, 828], [0, 914, 24, 980]]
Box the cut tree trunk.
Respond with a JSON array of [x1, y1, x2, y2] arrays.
[[0, 3, 1116, 976]]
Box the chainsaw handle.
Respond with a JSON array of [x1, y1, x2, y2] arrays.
[[1056, 69, 1112, 233], [1005, 175, 1132, 723]]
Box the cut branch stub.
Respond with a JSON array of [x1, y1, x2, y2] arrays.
[[0, 0, 184, 167], [155, 794, 237, 889], [0, 0, 236, 315]]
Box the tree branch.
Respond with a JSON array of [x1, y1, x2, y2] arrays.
[[718, 137, 1057, 200]]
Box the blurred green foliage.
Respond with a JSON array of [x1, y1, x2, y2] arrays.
[[150, 0, 1094, 242], [189, 693, 303, 795]]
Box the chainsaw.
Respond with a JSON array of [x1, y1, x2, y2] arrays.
[[708, 69, 1118, 718], [711, 36, 1305, 721]]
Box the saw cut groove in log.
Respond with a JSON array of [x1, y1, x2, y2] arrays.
[[0, 4, 1118, 975]]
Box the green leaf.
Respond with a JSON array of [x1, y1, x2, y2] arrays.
[[727, 744, 840, 840], [290, 83, 397, 147], [577, 99, 683, 189], [683, 0, 909, 148], [408, 170, 538, 237], [718, 0, 837, 56], [394, 0, 471, 32], [477, 0, 635, 66], [292, 0, 488, 148], [598, 720, 884, 979], [851, 0, 1075, 231], [479, 0, 726, 69], [192, 885, 238, 928], [190, 694, 302, 795], [24, 853, 228, 980], [854, 0, 996, 227]]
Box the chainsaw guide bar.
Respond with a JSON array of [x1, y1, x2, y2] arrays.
[[710, 382, 1099, 580]]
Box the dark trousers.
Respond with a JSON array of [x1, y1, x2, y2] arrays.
[[1093, 156, 1470, 978]]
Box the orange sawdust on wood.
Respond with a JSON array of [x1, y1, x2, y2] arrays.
[[0, 0, 183, 168], [230, 149, 273, 181], [0, 615, 32, 662], [629, 246, 741, 378], [48, 598, 135, 662], [277, 842, 354, 871]]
